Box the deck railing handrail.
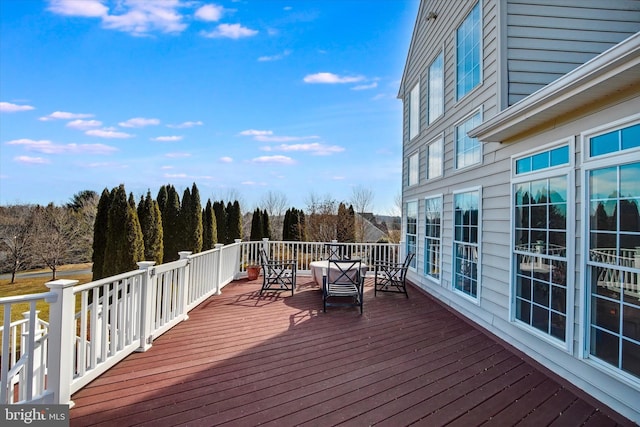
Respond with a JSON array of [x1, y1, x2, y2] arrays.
[[0, 240, 400, 406]]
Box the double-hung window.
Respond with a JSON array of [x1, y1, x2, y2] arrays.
[[513, 144, 571, 343], [455, 110, 482, 169], [409, 82, 420, 140], [406, 201, 418, 269], [453, 189, 480, 299], [424, 196, 442, 280], [456, 2, 481, 99], [428, 52, 444, 124], [584, 119, 640, 380]]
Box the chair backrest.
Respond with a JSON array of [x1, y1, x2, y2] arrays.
[[400, 252, 415, 280], [325, 243, 347, 260], [327, 259, 362, 286]]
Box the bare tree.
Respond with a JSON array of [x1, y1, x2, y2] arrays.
[[260, 190, 288, 240], [30, 204, 85, 280], [67, 190, 99, 263], [0, 205, 36, 283], [350, 185, 374, 242], [305, 192, 338, 242]]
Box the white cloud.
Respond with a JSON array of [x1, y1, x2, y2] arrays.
[[164, 173, 188, 178], [273, 142, 344, 155], [151, 135, 183, 142], [0, 102, 35, 113], [85, 161, 128, 169], [201, 23, 258, 39], [195, 4, 224, 21], [239, 130, 320, 143], [251, 155, 295, 165], [66, 119, 102, 130], [303, 72, 365, 84], [167, 120, 203, 129], [39, 111, 94, 121], [352, 82, 378, 90], [258, 50, 291, 62], [119, 117, 160, 128], [102, 1, 187, 35], [6, 138, 118, 154], [85, 128, 134, 139], [14, 156, 50, 165], [239, 129, 273, 137], [219, 156, 233, 163], [47, 0, 108, 17], [165, 152, 191, 158]]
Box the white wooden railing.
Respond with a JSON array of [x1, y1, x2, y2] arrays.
[[0, 240, 400, 406]]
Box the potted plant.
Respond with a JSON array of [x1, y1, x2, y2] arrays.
[[246, 264, 261, 281]]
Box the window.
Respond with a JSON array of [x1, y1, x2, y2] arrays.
[[409, 82, 420, 140], [456, 2, 481, 99], [428, 52, 444, 124], [455, 111, 482, 169], [408, 152, 419, 186], [513, 145, 570, 342], [585, 122, 640, 379], [427, 137, 443, 180], [406, 201, 418, 269], [424, 196, 442, 280], [453, 189, 480, 298]]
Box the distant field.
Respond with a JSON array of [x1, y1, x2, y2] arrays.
[[0, 264, 93, 324]]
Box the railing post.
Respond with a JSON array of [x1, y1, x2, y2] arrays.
[[136, 261, 156, 352], [214, 243, 224, 295], [179, 252, 192, 321], [262, 238, 269, 257], [234, 239, 242, 281], [45, 279, 78, 406]]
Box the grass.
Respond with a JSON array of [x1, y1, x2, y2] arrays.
[[0, 263, 93, 324]]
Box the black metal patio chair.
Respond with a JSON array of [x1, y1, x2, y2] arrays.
[[259, 249, 296, 296], [373, 252, 415, 298], [323, 258, 365, 314]]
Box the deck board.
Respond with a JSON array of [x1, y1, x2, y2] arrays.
[[69, 277, 634, 427]]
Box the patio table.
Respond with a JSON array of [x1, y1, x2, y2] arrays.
[[309, 260, 368, 286]]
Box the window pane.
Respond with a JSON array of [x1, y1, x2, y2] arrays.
[[550, 145, 569, 166], [620, 162, 640, 198], [408, 153, 419, 186], [428, 52, 444, 124], [427, 138, 443, 179], [454, 191, 479, 298], [456, 111, 482, 169], [456, 2, 481, 99], [410, 83, 420, 139], [591, 131, 619, 157], [621, 123, 640, 150]]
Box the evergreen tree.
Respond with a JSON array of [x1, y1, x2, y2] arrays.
[[346, 204, 356, 243], [283, 208, 305, 242], [157, 185, 168, 214], [138, 190, 164, 264], [282, 209, 291, 241], [128, 192, 136, 210], [213, 200, 227, 244], [92, 188, 111, 280], [163, 185, 181, 262], [124, 202, 145, 272], [202, 199, 217, 250], [226, 201, 242, 243], [262, 209, 271, 239], [104, 184, 144, 276], [336, 203, 349, 242], [186, 183, 203, 252], [298, 210, 306, 241], [250, 208, 263, 241], [181, 186, 192, 252]]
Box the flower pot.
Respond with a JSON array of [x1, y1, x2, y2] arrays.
[[247, 265, 260, 281]]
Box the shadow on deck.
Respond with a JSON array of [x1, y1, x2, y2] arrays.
[[69, 277, 634, 427]]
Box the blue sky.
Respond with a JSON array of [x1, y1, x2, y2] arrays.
[[0, 0, 418, 214]]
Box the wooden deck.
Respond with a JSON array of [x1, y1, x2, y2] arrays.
[[69, 277, 634, 427]]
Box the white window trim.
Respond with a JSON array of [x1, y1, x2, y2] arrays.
[[579, 117, 640, 390], [455, 1, 483, 102], [428, 49, 445, 126], [405, 199, 419, 272], [509, 138, 575, 353], [454, 107, 484, 171], [409, 81, 421, 140], [408, 150, 419, 187], [424, 194, 443, 283], [451, 186, 482, 304], [426, 134, 444, 181]]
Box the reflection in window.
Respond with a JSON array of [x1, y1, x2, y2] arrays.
[[424, 196, 442, 280], [410, 82, 420, 140], [427, 138, 443, 179], [456, 2, 481, 99], [513, 175, 568, 341], [428, 52, 444, 124], [408, 152, 419, 186], [453, 190, 479, 298], [406, 201, 418, 269], [587, 160, 640, 379], [455, 111, 482, 169], [590, 123, 640, 157]]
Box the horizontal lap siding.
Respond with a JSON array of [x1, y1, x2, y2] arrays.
[[506, 0, 640, 105]]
